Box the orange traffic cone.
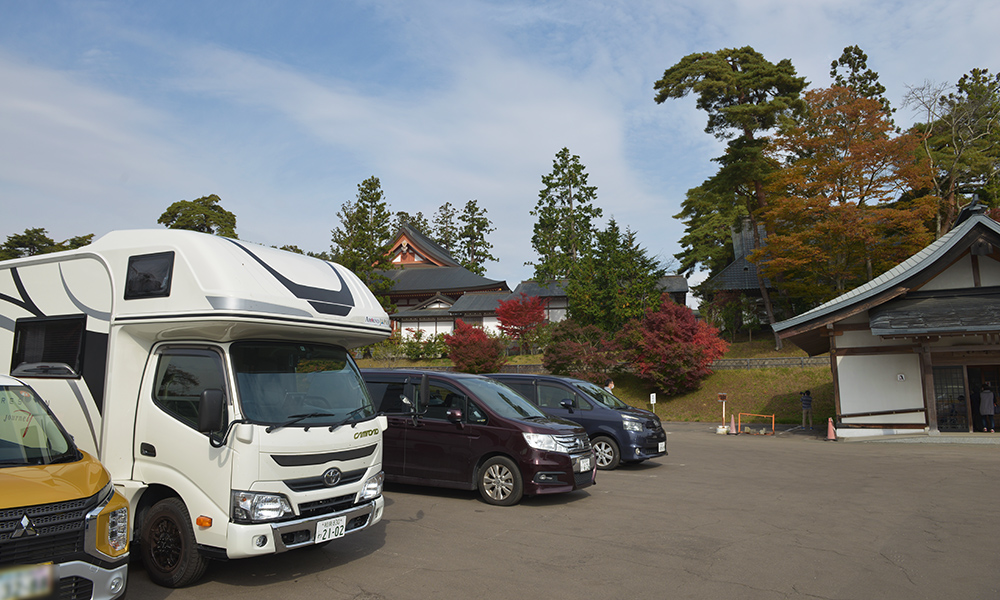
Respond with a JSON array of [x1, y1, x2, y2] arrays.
[[729, 413, 737, 435], [826, 417, 837, 441]]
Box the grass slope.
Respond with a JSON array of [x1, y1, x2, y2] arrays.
[[357, 340, 834, 425]]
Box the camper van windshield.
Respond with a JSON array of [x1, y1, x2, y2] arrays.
[[0, 384, 77, 466], [230, 342, 375, 427]]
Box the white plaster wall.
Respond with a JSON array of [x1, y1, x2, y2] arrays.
[[979, 255, 1000, 286], [482, 316, 501, 336], [837, 353, 925, 425], [919, 255, 974, 290]]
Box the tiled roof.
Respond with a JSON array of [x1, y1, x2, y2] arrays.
[[391, 224, 461, 267], [380, 266, 508, 294]]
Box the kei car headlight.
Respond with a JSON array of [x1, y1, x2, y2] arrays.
[[622, 415, 644, 433], [95, 487, 130, 558], [231, 491, 294, 523], [360, 471, 384, 501]]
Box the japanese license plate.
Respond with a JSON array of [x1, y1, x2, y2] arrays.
[[315, 516, 346, 543], [577, 456, 592, 472], [658, 442, 666, 453], [0, 563, 53, 600]]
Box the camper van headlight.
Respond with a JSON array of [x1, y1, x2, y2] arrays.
[[231, 491, 294, 523], [622, 415, 644, 433], [359, 471, 384, 501]]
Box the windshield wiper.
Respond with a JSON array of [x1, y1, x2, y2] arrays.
[[265, 407, 370, 434], [266, 412, 337, 433]]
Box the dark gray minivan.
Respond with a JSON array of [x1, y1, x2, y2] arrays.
[[487, 374, 667, 470], [362, 369, 596, 506]]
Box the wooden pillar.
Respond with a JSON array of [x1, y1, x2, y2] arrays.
[[828, 325, 841, 420], [919, 344, 938, 434]]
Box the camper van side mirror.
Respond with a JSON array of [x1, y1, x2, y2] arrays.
[[560, 399, 574, 413], [198, 389, 226, 433]]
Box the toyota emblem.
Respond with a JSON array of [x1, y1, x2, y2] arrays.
[[322, 468, 342, 487]]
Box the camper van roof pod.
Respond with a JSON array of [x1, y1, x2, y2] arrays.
[[4, 229, 391, 347]]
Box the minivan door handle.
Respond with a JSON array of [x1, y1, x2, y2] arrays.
[[140, 443, 156, 457]]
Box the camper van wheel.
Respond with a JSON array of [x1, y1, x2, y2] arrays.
[[477, 456, 523, 506], [140, 498, 209, 588], [592, 436, 620, 470]]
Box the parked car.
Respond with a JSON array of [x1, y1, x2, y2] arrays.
[[0, 374, 129, 600], [361, 369, 596, 506], [486, 374, 667, 470]]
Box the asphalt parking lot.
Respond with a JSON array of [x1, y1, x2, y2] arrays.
[[129, 422, 1000, 600]]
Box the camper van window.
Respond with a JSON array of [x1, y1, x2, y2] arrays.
[[153, 349, 227, 429], [125, 251, 174, 299], [11, 316, 86, 377], [230, 341, 375, 427]]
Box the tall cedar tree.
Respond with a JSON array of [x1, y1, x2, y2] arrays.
[[529, 148, 603, 282], [617, 298, 728, 395], [330, 176, 395, 309], [755, 86, 936, 306], [673, 184, 746, 277], [158, 194, 238, 238], [496, 293, 547, 354], [655, 46, 807, 348], [905, 68, 1000, 234], [393, 211, 430, 236], [456, 200, 497, 276], [542, 319, 619, 384], [566, 219, 665, 333], [0, 228, 93, 260], [443, 319, 507, 374], [432, 202, 459, 252]]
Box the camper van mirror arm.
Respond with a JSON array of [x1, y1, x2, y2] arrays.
[[209, 419, 251, 448]]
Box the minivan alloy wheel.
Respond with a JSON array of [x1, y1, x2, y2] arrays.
[[478, 456, 523, 506], [592, 436, 620, 470]]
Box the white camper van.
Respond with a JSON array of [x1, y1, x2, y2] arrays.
[[0, 230, 391, 587]]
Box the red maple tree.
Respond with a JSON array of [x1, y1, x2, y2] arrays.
[[496, 293, 548, 354], [443, 319, 507, 374], [618, 299, 728, 395]]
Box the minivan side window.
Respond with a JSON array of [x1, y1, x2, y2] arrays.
[[538, 383, 591, 410], [501, 380, 535, 403], [153, 348, 227, 429], [367, 381, 407, 413], [424, 382, 465, 420]]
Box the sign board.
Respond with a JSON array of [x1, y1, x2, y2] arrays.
[[649, 393, 656, 405], [717, 393, 727, 402]]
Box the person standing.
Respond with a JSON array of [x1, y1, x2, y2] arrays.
[[800, 390, 813, 430], [980, 384, 996, 433], [604, 378, 615, 394]]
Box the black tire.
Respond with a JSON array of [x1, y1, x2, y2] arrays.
[[140, 498, 209, 588], [592, 436, 620, 470], [477, 456, 523, 506]]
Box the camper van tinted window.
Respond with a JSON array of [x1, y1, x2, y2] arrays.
[[153, 349, 227, 429], [11, 316, 86, 377], [125, 251, 174, 299]]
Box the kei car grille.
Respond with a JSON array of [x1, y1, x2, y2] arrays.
[[556, 434, 591, 453], [57, 575, 94, 600], [0, 494, 98, 566]]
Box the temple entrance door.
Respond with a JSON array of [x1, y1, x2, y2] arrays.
[[968, 366, 1000, 432], [933, 367, 969, 432]]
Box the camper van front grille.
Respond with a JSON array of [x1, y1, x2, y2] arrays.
[[285, 469, 367, 492], [297, 494, 356, 518], [0, 495, 97, 566]]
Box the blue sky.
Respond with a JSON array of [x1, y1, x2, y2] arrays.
[[2, 1, 998, 303]]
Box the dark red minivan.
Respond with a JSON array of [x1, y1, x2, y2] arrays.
[[361, 369, 596, 505]]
